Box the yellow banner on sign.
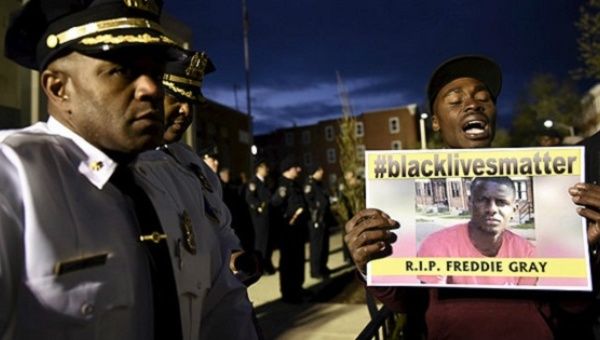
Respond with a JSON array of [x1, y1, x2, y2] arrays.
[[366, 148, 582, 180], [369, 257, 588, 278]]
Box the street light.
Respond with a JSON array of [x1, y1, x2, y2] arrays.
[[420, 113, 428, 149], [543, 119, 574, 136]]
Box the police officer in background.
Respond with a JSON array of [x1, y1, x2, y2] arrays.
[[0, 1, 257, 338], [199, 142, 220, 173], [304, 164, 334, 279], [271, 157, 308, 303], [246, 158, 276, 274]]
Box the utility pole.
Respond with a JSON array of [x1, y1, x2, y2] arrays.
[[242, 0, 251, 118], [233, 84, 240, 111], [241, 0, 254, 177]]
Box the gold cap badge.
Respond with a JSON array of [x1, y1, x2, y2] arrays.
[[185, 52, 209, 81]]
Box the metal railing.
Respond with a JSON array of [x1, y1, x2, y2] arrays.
[[356, 289, 401, 340]]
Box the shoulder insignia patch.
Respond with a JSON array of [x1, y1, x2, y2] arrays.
[[278, 186, 287, 198], [304, 184, 312, 194], [249, 182, 256, 192]]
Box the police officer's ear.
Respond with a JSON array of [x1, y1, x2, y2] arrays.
[[40, 64, 70, 110], [432, 114, 440, 132]]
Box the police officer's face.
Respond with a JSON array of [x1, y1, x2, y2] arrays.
[[163, 94, 193, 143], [313, 168, 324, 180], [432, 77, 496, 149], [257, 164, 269, 177], [54, 52, 165, 154], [203, 155, 219, 173], [469, 181, 516, 236]]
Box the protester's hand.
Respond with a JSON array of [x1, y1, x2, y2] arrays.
[[344, 208, 399, 274], [569, 183, 600, 246]]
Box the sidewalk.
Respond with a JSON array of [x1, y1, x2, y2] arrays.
[[248, 229, 372, 339]]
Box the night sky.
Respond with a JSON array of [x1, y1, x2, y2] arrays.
[[165, 0, 589, 135]]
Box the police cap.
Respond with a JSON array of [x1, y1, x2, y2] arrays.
[[5, 0, 184, 70], [163, 50, 216, 104], [199, 142, 218, 159], [279, 156, 300, 173]]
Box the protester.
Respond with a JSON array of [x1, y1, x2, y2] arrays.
[[418, 176, 536, 285], [344, 55, 598, 339], [304, 164, 334, 279], [271, 157, 308, 303]]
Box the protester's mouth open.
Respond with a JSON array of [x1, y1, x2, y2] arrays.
[[462, 119, 489, 139]]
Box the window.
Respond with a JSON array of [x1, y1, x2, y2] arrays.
[[285, 132, 294, 146], [356, 144, 365, 160], [238, 130, 250, 144], [515, 181, 528, 200], [220, 126, 229, 138], [303, 152, 312, 166], [451, 182, 461, 197], [302, 130, 311, 144], [391, 140, 402, 150], [389, 117, 400, 134], [425, 182, 432, 196], [326, 148, 336, 164], [324, 125, 334, 141], [355, 122, 364, 137]]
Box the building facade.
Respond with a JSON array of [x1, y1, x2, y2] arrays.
[[196, 100, 252, 179], [254, 104, 420, 186]]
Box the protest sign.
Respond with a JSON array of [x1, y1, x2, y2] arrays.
[[366, 147, 591, 291]]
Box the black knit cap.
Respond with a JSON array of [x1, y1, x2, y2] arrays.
[[163, 50, 216, 103], [427, 55, 502, 114], [5, 0, 185, 70]]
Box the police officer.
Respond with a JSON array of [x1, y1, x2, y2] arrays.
[[271, 157, 308, 303], [155, 51, 262, 287], [199, 142, 220, 173], [0, 1, 257, 338], [246, 158, 276, 274], [304, 164, 333, 279]]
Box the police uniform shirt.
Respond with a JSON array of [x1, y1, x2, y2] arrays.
[[0, 118, 256, 339], [156, 142, 242, 254], [246, 175, 270, 215], [272, 176, 305, 223], [304, 177, 330, 226], [136, 145, 257, 340]]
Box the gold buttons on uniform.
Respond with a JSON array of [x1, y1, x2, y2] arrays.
[[46, 34, 59, 48], [139, 232, 167, 243]]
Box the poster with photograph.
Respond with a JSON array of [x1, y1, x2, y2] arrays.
[[365, 146, 591, 291]]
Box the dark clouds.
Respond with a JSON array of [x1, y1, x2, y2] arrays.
[[165, 0, 586, 134]]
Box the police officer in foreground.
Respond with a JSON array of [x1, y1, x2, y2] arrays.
[[0, 1, 257, 338], [304, 164, 334, 279], [246, 158, 276, 274], [271, 157, 308, 303]]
